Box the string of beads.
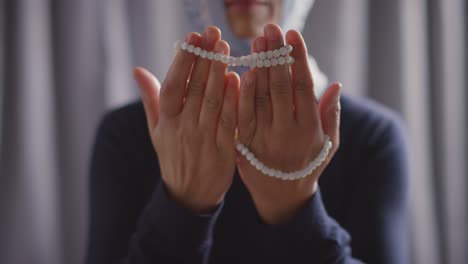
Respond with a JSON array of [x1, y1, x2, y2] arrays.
[[177, 41, 294, 68], [236, 135, 332, 181]]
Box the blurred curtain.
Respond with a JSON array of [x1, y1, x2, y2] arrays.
[[0, 0, 466, 264]]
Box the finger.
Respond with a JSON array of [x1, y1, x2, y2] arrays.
[[134, 67, 161, 132], [182, 27, 222, 120], [319, 82, 342, 152], [217, 72, 240, 149], [238, 71, 256, 145], [286, 29, 320, 127], [264, 24, 294, 126], [199, 40, 230, 131], [160, 32, 201, 117], [253, 36, 273, 128]]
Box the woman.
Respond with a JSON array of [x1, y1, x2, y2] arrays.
[[87, 0, 409, 263]]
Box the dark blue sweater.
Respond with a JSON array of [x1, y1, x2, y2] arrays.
[[87, 94, 409, 264]]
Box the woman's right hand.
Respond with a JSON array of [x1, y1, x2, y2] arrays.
[[134, 27, 239, 213]]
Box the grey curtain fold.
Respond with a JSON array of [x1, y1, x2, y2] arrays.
[[1, 0, 61, 263], [0, 0, 466, 263], [50, 0, 105, 262], [427, 1, 467, 263]]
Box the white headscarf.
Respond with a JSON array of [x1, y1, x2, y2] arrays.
[[183, 0, 328, 97]]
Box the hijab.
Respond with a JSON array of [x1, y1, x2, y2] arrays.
[[183, 0, 328, 98]]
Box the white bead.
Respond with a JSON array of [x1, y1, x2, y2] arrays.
[[271, 58, 278, 66], [241, 56, 249, 67], [286, 56, 293, 64], [279, 47, 288, 55], [200, 50, 207, 58], [319, 152, 326, 161], [256, 59, 264, 68], [293, 172, 302, 180], [181, 42, 188, 50], [236, 144, 243, 151], [273, 49, 281, 57], [267, 168, 275, 177], [187, 45, 195, 53], [219, 54, 228, 63], [266, 50, 273, 59], [269, 169, 276, 177], [259, 51, 266, 59], [241, 148, 249, 155], [261, 166, 269, 174], [290, 173, 298, 180], [233, 57, 239, 66], [246, 152, 254, 161], [221, 55, 228, 63], [319, 148, 327, 157], [229, 56, 237, 66], [286, 45, 293, 53], [251, 157, 259, 166], [240, 145, 248, 153], [255, 162, 264, 171], [207, 51, 214, 60], [194, 47, 201, 55], [278, 172, 285, 179], [263, 59, 271, 67], [278, 56, 286, 65], [245, 59, 255, 67], [214, 53, 222, 61], [252, 52, 258, 60], [278, 172, 287, 180], [249, 59, 257, 68], [272, 170, 281, 178]]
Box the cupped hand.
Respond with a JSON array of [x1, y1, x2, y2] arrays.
[[134, 27, 240, 213], [237, 24, 342, 225]]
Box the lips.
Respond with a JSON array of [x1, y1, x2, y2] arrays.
[[225, 0, 270, 10]]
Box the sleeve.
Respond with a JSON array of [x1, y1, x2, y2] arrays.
[[86, 111, 222, 264], [245, 189, 364, 264], [235, 112, 408, 264], [344, 115, 410, 264], [124, 183, 223, 264]]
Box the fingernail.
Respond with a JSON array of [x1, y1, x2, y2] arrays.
[[203, 30, 212, 45], [327, 83, 342, 112], [332, 89, 341, 109], [265, 25, 280, 40], [335, 83, 342, 103], [187, 32, 198, 43], [228, 75, 236, 87], [214, 40, 228, 54], [288, 30, 303, 45]]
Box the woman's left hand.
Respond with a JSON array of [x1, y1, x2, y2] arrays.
[[237, 24, 342, 225]]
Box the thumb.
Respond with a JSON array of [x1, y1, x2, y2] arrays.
[[134, 67, 161, 132], [318, 82, 342, 151]]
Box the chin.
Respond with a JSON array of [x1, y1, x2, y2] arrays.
[[228, 16, 266, 39]]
